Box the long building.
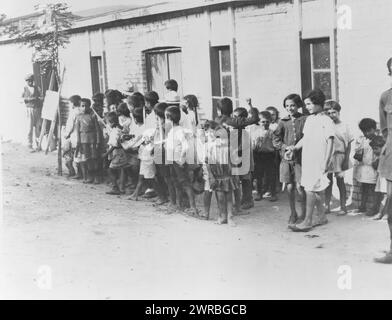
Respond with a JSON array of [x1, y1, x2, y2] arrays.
[[1, 0, 391, 142]]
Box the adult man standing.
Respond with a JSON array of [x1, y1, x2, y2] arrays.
[[21, 73, 43, 150]]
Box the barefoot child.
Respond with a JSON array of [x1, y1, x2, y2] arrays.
[[325, 101, 354, 215], [64, 95, 82, 178], [128, 128, 158, 201], [165, 106, 198, 216], [273, 94, 307, 225], [153, 102, 176, 207], [353, 118, 379, 215], [75, 98, 101, 183], [290, 89, 335, 232], [206, 121, 239, 225], [102, 112, 128, 194]]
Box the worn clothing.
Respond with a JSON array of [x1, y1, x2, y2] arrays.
[[253, 151, 276, 196], [273, 113, 307, 164], [22, 85, 42, 109], [379, 88, 392, 180], [75, 113, 101, 144], [353, 136, 378, 184], [65, 107, 82, 147], [26, 107, 42, 146], [249, 125, 275, 153], [280, 161, 302, 184], [119, 115, 132, 134], [301, 113, 335, 192], [166, 125, 189, 164]]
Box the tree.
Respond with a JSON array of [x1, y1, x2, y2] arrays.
[[3, 3, 75, 84]]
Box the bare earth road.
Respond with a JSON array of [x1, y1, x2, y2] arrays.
[[1, 142, 392, 299]]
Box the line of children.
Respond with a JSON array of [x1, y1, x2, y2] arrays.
[[62, 82, 388, 230]]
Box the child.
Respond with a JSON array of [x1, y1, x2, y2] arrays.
[[289, 89, 335, 232], [144, 91, 160, 130], [266, 106, 280, 131], [215, 98, 258, 213], [74, 98, 101, 184], [92, 93, 104, 118], [104, 89, 123, 115], [325, 100, 354, 215], [164, 79, 180, 104], [102, 112, 128, 195], [165, 105, 199, 216], [206, 121, 239, 226], [369, 135, 388, 220], [128, 128, 158, 201], [353, 118, 379, 215], [181, 94, 199, 132], [153, 102, 176, 207], [251, 111, 277, 202], [232, 107, 254, 210], [273, 94, 307, 225], [117, 102, 132, 134], [127, 92, 145, 118], [64, 95, 82, 178]]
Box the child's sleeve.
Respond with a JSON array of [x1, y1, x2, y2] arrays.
[[272, 121, 285, 150]]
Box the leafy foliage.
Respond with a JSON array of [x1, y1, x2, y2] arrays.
[[1, 3, 76, 78]]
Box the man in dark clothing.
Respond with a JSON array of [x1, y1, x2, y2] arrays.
[[21, 73, 43, 149]]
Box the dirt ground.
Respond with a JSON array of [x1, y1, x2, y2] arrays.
[[1, 141, 392, 300]]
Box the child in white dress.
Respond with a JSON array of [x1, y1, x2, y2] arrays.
[[290, 89, 335, 232]]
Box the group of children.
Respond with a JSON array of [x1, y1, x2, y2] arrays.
[[61, 80, 388, 229]]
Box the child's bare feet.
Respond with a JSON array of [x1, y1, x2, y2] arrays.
[[128, 192, 138, 201], [373, 212, 384, 220], [106, 187, 121, 195], [234, 208, 250, 216]]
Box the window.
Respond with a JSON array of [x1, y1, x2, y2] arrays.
[[300, 38, 332, 99], [145, 48, 183, 100], [90, 56, 104, 95], [210, 46, 233, 118]]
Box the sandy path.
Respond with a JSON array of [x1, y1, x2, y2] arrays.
[[1, 142, 392, 300]]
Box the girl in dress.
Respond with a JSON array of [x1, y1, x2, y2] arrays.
[[206, 121, 239, 226], [289, 89, 335, 232]]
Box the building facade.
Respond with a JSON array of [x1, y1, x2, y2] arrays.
[[1, 0, 392, 143]]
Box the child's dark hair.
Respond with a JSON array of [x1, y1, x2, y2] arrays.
[[358, 118, 377, 132], [92, 92, 104, 104], [283, 93, 303, 109], [117, 102, 130, 117], [166, 106, 181, 124], [128, 93, 145, 108], [69, 95, 81, 106], [266, 106, 279, 119], [164, 79, 178, 92], [325, 100, 341, 112], [81, 98, 91, 108], [387, 57, 392, 76], [259, 110, 272, 122], [184, 94, 198, 111], [234, 107, 248, 118], [105, 89, 123, 105], [305, 88, 326, 107], [144, 91, 159, 106], [369, 135, 386, 149], [132, 107, 144, 124], [218, 97, 233, 116], [154, 102, 168, 119], [107, 111, 119, 126]]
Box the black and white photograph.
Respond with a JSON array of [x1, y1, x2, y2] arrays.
[[1, 0, 392, 302]]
